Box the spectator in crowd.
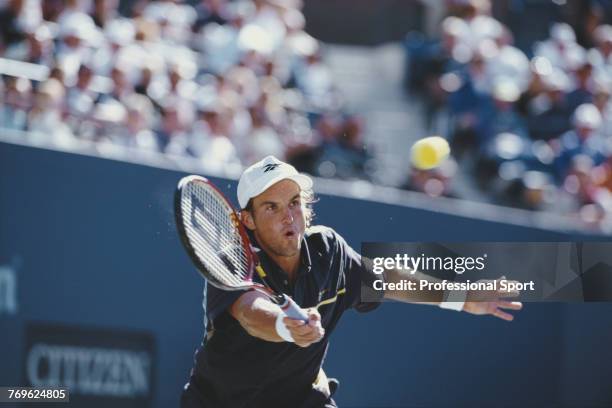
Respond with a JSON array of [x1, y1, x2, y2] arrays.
[[91, 0, 120, 29], [64, 63, 100, 138], [242, 104, 285, 163], [312, 114, 374, 180], [196, 4, 243, 74], [592, 82, 612, 137], [0, 0, 28, 49], [285, 112, 337, 174], [475, 79, 530, 182], [526, 70, 573, 142], [3, 24, 54, 65], [143, 0, 196, 45], [66, 63, 97, 117], [0, 75, 30, 130], [193, 0, 229, 32], [586, 156, 612, 218], [404, 15, 462, 103], [589, 23, 612, 75], [98, 93, 158, 151], [552, 103, 609, 183], [27, 78, 75, 146], [402, 158, 458, 198], [445, 50, 493, 152], [40, 0, 63, 23], [485, 80, 528, 144], [294, 49, 334, 110], [567, 57, 595, 111], [55, 13, 98, 84], [91, 18, 136, 77], [187, 102, 242, 171], [534, 23, 584, 72], [157, 100, 189, 152]]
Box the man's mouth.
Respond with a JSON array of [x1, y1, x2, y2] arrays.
[[284, 230, 296, 238]]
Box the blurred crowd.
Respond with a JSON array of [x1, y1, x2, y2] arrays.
[[5, 0, 612, 228], [0, 0, 374, 179], [406, 0, 612, 228]]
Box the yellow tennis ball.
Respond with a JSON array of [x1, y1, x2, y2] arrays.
[[410, 136, 450, 170]]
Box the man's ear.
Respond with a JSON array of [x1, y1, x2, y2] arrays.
[[240, 209, 256, 231]]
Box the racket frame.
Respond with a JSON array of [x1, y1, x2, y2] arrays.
[[175, 175, 257, 291]]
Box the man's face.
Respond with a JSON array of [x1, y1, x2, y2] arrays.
[[242, 179, 306, 259]]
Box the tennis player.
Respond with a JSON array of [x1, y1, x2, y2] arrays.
[[180, 155, 522, 408]]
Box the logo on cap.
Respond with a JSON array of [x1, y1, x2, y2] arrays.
[[263, 163, 280, 173]]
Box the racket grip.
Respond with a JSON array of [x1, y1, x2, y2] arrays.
[[279, 294, 309, 321]]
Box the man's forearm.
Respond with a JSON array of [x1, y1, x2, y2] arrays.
[[382, 268, 446, 304], [230, 291, 285, 342]]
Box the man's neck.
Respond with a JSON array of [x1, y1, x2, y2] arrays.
[[269, 253, 300, 282], [250, 230, 302, 282]]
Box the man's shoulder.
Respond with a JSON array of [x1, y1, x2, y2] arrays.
[[305, 225, 342, 253], [305, 225, 339, 240]]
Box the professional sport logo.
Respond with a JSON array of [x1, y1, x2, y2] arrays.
[[263, 163, 280, 172], [362, 242, 612, 302]]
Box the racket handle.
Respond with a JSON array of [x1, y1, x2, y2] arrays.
[[279, 294, 309, 322]]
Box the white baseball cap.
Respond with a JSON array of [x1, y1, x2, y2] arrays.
[[237, 156, 313, 209]]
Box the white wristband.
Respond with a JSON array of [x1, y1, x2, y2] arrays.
[[275, 312, 295, 342], [439, 289, 467, 311]]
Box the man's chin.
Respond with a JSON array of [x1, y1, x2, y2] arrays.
[[280, 242, 301, 257]]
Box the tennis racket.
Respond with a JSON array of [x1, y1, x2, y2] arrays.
[[174, 175, 308, 321]]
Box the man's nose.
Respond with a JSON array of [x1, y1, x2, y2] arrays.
[[282, 207, 294, 224]]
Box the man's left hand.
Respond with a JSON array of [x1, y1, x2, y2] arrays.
[[462, 277, 523, 321]]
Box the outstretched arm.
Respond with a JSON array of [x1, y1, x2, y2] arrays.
[[382, 268, 523, 321]]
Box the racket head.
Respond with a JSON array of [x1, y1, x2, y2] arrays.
[[174, 175, 257, 291]]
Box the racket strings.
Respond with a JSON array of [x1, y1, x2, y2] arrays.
[[191, 197, 246, 283], [190, 207, 245, 286], [182, 183, 250, 286], [186, 204, 246, 285]]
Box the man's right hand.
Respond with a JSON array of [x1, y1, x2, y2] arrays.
[[283, 308, 325, 347]]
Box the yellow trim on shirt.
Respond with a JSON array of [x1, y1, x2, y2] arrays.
[[255, 265, 266, 278], [316, 288, 346, 309]]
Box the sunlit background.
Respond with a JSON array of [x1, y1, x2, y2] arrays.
[[4, 0, 612, 231]]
